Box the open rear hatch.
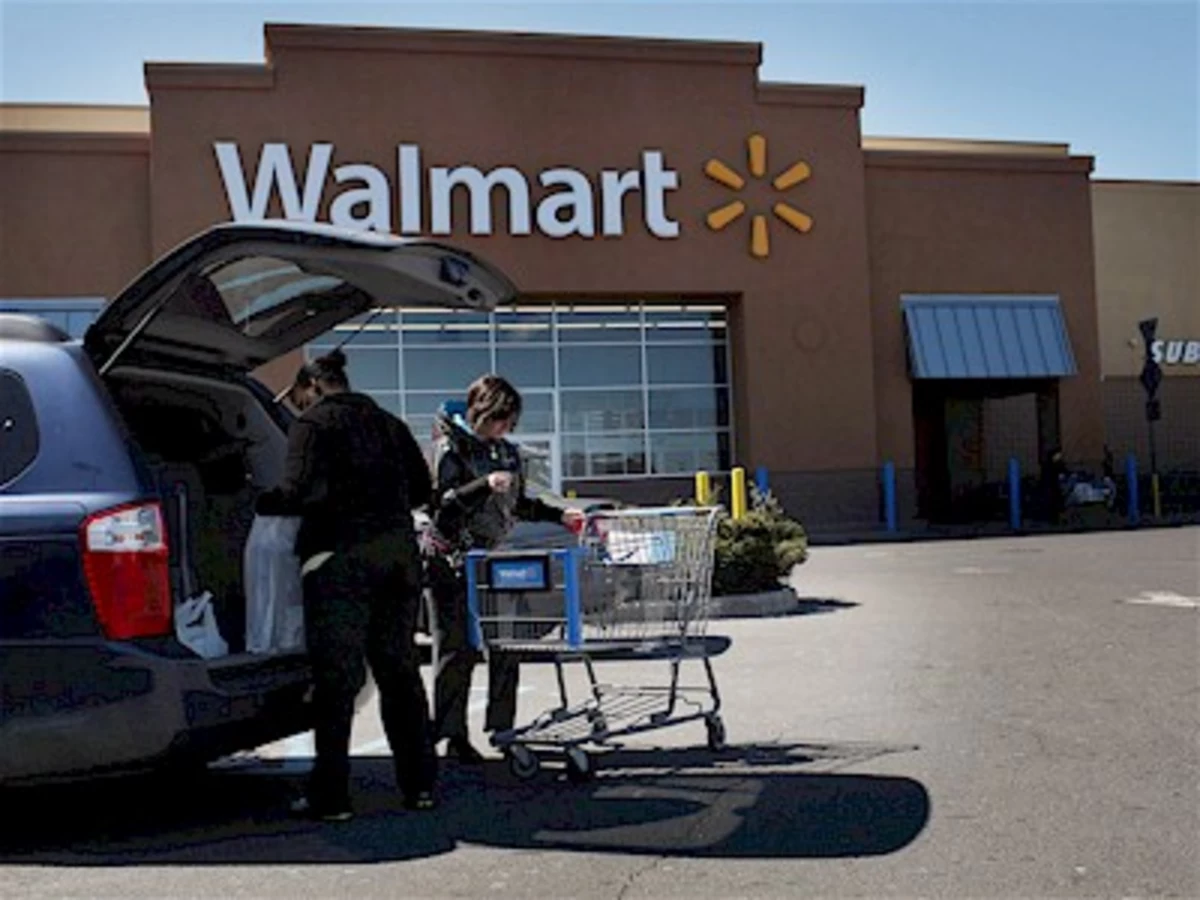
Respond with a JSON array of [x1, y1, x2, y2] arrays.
[[85, 220, 518, 375], [80, 221, 519, 666]]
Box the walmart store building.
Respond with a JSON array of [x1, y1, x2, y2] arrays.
[[2, 24, 1196, 532]]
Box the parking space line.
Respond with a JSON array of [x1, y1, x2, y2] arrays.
[[1122, 591, 1200, 609]]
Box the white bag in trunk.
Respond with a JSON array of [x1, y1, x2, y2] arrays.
[[176, 591, 229, 659], [244, 515, 305, 654]]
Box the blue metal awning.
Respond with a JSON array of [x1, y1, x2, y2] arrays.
[[900, 294, 1078, 380]]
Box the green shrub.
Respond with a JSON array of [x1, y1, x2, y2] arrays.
[[681, 486, 808, 596]]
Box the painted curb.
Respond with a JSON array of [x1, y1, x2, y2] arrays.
[[710, 586, 798, 618]]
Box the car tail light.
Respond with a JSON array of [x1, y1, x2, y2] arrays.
[[80, 502, 172, 640]]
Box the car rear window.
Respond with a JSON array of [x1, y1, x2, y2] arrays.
[[0, 369, 39, 486]]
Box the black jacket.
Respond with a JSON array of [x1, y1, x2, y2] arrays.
[[257, 392, 432, 561], [431, 408, 560, 551]]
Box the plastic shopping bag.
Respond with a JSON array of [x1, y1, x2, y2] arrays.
[[175, 591, 229, 659], [244, 515, 305, 654], [604, 528, 677, 565]]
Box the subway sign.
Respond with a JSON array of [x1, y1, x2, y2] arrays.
[[1151, 339, 1200, 366]]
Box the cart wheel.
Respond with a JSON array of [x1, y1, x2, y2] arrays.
[[705, 714, 727, 752], [565, 747, 593, 783], [589, 714, 608, 736], [506, 745, 540, 781]]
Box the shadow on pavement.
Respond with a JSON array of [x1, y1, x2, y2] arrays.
[[793, 596, 859, 615], [0, 740, 928, 866]]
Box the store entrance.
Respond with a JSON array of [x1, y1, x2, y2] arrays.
[[913, 380, 1059, 524]]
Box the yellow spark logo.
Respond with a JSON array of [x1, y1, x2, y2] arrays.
[[704, 134, 813, 259]]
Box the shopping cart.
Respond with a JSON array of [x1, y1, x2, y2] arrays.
[[464, 505, 727, 782]]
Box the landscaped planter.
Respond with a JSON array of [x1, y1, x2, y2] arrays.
[[709, 489, 809, 599], [709, 585, 799, 618]]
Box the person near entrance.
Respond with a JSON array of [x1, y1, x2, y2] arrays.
[[1040, 446, 1069, 525], [426, 374, 583, 762], [257, 349, 438, 820]]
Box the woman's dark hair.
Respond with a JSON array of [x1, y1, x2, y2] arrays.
[[291, 363, 316, 392], [308, 349, 350, 391], [466, 374, 522, 430]]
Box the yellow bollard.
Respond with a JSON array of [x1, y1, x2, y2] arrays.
[[1151, 473, 1162, 519], [695, 470, 711, 506], [731, 467, 747, 520]]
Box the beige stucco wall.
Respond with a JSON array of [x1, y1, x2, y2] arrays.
[[0, 132, 151, 298], [1093, 181, 1200, 378]]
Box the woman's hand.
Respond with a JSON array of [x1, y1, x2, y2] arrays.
[[487, 471, 514, 493], [561, 508, 586, 533]]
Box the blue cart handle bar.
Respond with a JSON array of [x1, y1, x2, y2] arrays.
[[465, 547, 584, 651]]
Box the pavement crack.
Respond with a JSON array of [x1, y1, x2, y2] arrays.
[[614, 771, 759, 898], [616, 854, 667, 900]]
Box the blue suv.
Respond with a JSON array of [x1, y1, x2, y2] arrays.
[[0, 221, 516, 785]]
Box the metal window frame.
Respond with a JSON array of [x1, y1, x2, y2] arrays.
[[307, 300, 735, 482]]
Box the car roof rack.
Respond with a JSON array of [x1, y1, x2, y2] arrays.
[[0, 313, 72, 343]]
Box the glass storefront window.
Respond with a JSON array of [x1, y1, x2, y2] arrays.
[[556, 306, 641, 343], [309, 309, 400, 347], [649, 431, 730, 476], [645, 306, 728, 343], [338, 347, 399, 391], [403, 392, 448, 418], [559, 345, 642, 387], [649, 387, 730, 430], [496, 347, 554, 389], [561, 389, 644, 432], [647, 343, 728, 385], [403, 347, 491, 391], [563, 433, 647, 477], [368, 392, 403, 416], [512, 391, 555, 433], [399, 309, 491, 346], [495, 309, 552, 343], [303, 301, 733, 481]]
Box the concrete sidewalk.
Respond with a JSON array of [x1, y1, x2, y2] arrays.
[[806, 512, 1200, 547]]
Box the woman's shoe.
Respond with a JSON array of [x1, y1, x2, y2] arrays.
[[404, 790, 437, 811], [289, 795, 354, 823], [447, 736, 485, 764]]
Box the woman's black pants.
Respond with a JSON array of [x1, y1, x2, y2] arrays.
[[427, 556, 520, 742], [302, 530, 437, 808]]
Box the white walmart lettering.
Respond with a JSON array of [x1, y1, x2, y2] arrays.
[[214, 142, 680, 240]]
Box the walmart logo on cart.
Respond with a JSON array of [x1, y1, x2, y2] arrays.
[[489, 558, 551, 592], [214, 142, 681, 240]]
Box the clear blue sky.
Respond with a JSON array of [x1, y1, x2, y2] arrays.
[[2, 0, 1196, 180]]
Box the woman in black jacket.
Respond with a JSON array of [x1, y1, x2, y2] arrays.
[[428, 374, 582, 763], [257, 349, 437, 820]]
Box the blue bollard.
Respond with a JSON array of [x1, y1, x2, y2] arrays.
[[1008, 458, 1022, 531], [1126, 453, 1140, 526], [755, 465, 769, 498], [882, 461, 898, 532]]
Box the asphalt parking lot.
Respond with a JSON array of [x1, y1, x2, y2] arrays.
[[2, 527, 1197, 898]]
